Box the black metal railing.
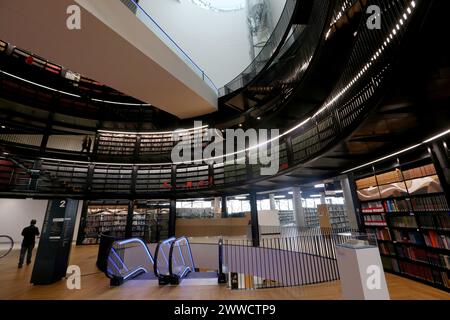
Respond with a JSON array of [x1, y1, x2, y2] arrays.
[[222, 229, 355, 289], [0, 235, 14, 259], [218, 0, 298, 97], [0, 1, 427, 198]]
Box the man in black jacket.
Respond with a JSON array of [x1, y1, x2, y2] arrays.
[[18, 219, 40, 268]]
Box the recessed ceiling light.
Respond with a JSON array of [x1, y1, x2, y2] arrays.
[[238, 124, 242, 127], [257, 117, 261, 120]]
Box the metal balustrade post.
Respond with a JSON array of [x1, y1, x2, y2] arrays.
[[131, 165, 137, 194], [171, 164, 177, 191], [249, 191, 260, 247], [168, 198, 177, 238], [92, 132, 100, 159]]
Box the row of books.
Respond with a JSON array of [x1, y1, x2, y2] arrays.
[[379, 242, 395, 256], [376, 169, 404, 186], [416, 213, 450, 230], [381, 256, 400, 272], [363, 214, 387, 226], [398, 260, 434, 282], [396, 245, 429, 263], [402, 164, 436, 180], [367, 227, 392, 241], [410, 194, 449, 212], [423, 231, 450, 250], [389, 216, 418, 228], [391, 229, 424, 245], [384, 199, 411, 213], [361, 201, 384, 213]]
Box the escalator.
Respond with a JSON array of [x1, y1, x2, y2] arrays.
[[155, 236, 219, 285], [105, 238, 158, 286], [105, 236, 223, 286]]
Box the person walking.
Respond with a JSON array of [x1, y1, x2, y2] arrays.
[[18, 219, 40, 268]]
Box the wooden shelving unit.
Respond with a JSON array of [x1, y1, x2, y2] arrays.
[[355, 159, 450, 292]]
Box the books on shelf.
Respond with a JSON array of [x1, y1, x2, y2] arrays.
[[379, 242, 395, 256], [361, 201, 384, 213], [410, 194, 449, 211], [356, 161, 450, 291], [376, 169, 403, 185], [392, 229, 424, 245], [402, 164, 436, 180], [389, 216, 418, 228], [383, 199, 411, 212], [363, 214, 387, 226], [367, 227, 392, 241], [398, 260, 434, 282], [423, 230, 450, 250]]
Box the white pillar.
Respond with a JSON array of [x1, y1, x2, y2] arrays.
[[269, 193, 276, 211], [213, 197, 221, 218], [292, 187, 305, 227], [320, 193, 326, 205], [341, 177, 359, 229]]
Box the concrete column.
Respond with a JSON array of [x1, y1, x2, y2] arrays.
[[213, 197, 221, 218], [292, 187, 305, 227], [320, 193, 326, 205], [269, 193, 276, 211], [341, 177, 359, 229]]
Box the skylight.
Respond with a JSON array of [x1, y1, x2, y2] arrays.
[[180, 0, 246, 12]]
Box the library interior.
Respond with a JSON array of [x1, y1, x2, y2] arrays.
[[0, 0, 450, 301]]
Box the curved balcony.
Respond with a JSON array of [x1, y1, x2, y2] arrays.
[[0, 0, 433, 198]]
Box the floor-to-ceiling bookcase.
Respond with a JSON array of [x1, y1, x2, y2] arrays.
[[354, 154, 450, 292]]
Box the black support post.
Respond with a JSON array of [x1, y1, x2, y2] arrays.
[[346, 172, 364, 231], [171, 164, 177, 191], [285, 136, 294, 167], [429, 142, 450, 205], [168, 198, 177, 238], [221, 196, 228, 218], [249, 190, 259, 247], [125, 200, 134, 238], [76, 201, 90, 245]]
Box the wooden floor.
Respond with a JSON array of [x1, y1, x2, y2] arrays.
[[0, 245, 448, 300]]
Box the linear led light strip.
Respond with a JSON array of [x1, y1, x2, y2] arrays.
[[98, 125, 209, 135], [318, 1, 417, 118], [200, 1, 418, 163], [0, 70, 151, 106], [3, 1, 417, 165], [341, 128, 450, 174]]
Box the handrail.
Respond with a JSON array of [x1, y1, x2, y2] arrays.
[[106, 238, 154, 285], [167, 236, 196, 284], [119, 0, 218, 93], [0, 235, 14, 259], [153, 237, 176, 282], [0, 1, 427, 197]]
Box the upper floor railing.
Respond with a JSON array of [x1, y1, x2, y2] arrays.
[[119, 0, 218, 93], [218, 0, 298, 97], [0, 0, 426, 197]]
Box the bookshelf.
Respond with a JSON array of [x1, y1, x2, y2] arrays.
[[303, 205, 349, 229], [355, 159, 450, 291], [81, 204, 128, 244], [305, 207, 319, 228], [278, 210, 295, 226], [80, 201, 171, 244]]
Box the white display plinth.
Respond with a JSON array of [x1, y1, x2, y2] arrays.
[[336, 244, 390, 300]]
